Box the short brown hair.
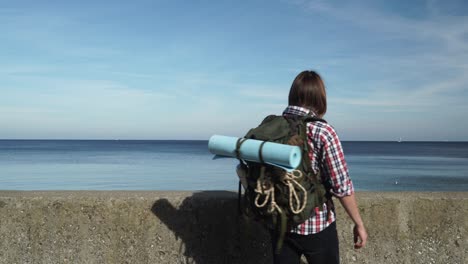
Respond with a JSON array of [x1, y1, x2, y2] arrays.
[[288, 70, 327, 117]]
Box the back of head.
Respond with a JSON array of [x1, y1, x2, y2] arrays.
[[288, 70, 327, 117]]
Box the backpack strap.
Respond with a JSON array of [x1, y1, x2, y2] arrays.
[[302, 114, 326, 124], [274, 212, 288, 254], [238, 180, 243, 214], [235, 138, 248, 216], [235, 138, 247, 160], [300, 114, 334, 209], [258, 141, 267, 164]]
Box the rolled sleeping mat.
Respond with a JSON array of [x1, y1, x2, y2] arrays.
[[208, 135, 301, 171]]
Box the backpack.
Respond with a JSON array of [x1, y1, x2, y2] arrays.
[[236, 114, 332, 254]]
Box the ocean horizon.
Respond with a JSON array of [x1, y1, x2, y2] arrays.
[[1, 139, 467, 191]]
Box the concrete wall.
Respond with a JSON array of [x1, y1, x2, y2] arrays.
[[0, 191, 466, 264]]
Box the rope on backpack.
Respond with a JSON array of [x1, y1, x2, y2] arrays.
[[253, 169, 307, 215], [254, 176, 283, 214], [283, 170, 307, 214]]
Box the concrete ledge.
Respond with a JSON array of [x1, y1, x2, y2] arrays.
[[0, 191, 466, 264]]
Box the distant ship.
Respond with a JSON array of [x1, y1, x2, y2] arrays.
[[397, 137, 403, 143]]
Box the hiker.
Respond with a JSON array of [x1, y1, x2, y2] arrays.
[[239, 70, 367, 264]]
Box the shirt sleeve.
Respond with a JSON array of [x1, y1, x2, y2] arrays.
[[320, 125, 354, 196]]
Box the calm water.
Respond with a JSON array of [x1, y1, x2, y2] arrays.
[[0, 140, 467, 191]]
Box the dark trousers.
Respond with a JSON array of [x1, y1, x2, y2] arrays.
[[271, 222, 339, 264]]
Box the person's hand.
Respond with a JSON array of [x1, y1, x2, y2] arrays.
[[353, 224, 368, 249]]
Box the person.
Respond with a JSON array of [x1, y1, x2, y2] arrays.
[[271, 70, 367, 264]]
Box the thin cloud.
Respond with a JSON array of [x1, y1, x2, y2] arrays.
[[0, 9, 122, 59], [237, 88, 287, 101], [287, 0, 468, 112]]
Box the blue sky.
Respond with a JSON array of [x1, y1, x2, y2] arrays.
[[1, 0, 467, 140]]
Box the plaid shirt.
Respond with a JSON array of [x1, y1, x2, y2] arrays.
[[283, 105, 354, 235]]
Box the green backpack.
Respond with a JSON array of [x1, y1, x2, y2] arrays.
[[237, 114, 331, 254]]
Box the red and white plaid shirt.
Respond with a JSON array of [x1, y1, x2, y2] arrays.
[[283, 105, 354, 235]]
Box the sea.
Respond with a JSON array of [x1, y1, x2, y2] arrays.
[[0, 140, 467, 191]]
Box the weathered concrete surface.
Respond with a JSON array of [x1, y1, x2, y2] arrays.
[[0, 191, 466, 264]]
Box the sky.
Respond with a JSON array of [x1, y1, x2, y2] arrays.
[[1, 0, 467, 141]]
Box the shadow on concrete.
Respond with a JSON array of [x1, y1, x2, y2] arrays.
[[151, 191, 272, 264]]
